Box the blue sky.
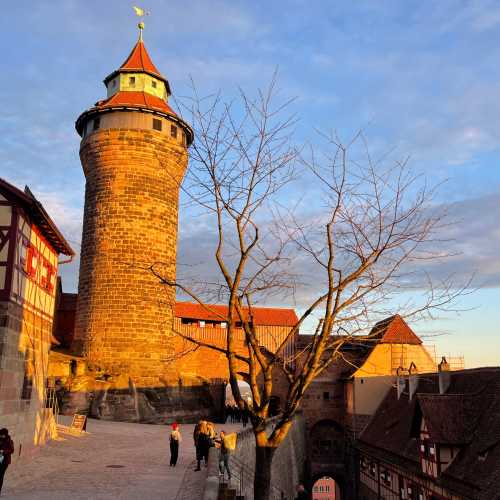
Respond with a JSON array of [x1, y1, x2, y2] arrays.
[[1, 1, 499, 367]]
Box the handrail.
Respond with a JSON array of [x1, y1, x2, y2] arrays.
[[45, 386, 60, 426], [222, 452, 287, 500]]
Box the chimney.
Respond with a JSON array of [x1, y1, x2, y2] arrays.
[[396, 366, 406, 400], [438, 356, 451, 394], [408, 362, 418, 401]]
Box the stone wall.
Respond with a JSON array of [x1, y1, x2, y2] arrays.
[[204, 413, 307, 500], [0, 301, 57, 462], [73, 125, 188, 387]]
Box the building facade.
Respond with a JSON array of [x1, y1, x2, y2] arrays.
[[0, 178, 73, 459], [173, 302, 297, 380], [357, 364, 500, 500], [269, 315, 442, 499]]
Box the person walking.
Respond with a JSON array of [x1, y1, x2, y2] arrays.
[[169, 423, 181, 467], [194, 420, 210, 470], [241, 408, 249, 428], [193, 420, 202, 471], [216, 430, 231, 482], [0, 428, 14, 495]]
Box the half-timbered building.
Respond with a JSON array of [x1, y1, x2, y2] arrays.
[[357, 363, 500, 500], [0, 178, 73, 459]]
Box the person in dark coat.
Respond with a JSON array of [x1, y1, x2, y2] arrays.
[[241, 409, 249, 428], [295, 483, 309, 500], [0, 428, 14, 495], [194, 420, 211, 470], [169, 423, 181, 467]]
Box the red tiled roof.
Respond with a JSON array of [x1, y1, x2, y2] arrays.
[[119, 40, 162, 77], [370, 314, 422, 345], [96, 91, 177, 116], [174, 302, 298, 327]]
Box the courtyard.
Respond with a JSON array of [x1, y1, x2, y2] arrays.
[[3, 416, 241, 499]]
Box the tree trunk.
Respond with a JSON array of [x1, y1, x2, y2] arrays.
[[254, 445, 277, 500]]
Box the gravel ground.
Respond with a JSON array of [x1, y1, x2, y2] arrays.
[[2, 416, 242, 500]]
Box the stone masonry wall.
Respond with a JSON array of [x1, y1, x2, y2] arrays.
[[204, 413, 307, 500], [0, 301, 57, 462], [73, 125, 188, 388]]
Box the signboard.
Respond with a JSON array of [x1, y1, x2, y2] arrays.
[[70, 413, 87, 433]]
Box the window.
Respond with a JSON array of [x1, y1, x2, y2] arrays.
[[93, 118, 100, 131], [171, 124, 178, 139], [21, 353, 33, 402], [152, 80, 157, 88], [199, 321, 205, 328], [129, 76, 136, 86], [221, 322, 227, 328], [381, 469, 392, 486], [153, 118, 162, 131], [112, 79, 116, 87], [323, 391, 330, 400]]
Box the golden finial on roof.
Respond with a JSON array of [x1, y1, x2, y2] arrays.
[[133, 6, 150, 41]]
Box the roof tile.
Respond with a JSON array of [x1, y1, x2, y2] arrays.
[[174, 302, 298, 327], [119, 40, 162, 77], [97, 91, 177, 116]]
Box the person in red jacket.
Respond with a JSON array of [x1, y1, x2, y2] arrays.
[[0, 428, 14, 494]]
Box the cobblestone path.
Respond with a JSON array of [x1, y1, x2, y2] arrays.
[[3, 416, 241, 500]]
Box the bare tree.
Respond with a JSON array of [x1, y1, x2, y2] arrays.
[[149, 77, 466, 500]]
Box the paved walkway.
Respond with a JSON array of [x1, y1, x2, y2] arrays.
[[3, 416, 243, 499]]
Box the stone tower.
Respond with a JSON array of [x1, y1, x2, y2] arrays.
[[73, 27, 193, 390]]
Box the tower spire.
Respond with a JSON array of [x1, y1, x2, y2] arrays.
[[138, 21, 144, 42]]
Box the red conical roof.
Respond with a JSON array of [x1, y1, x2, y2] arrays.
[[119, 39, 162, 77]]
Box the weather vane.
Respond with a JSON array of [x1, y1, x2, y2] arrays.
[[133, 5, 150, 40]]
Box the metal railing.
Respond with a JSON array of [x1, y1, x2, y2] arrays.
[[219, 452, 287, 500], [45, 386, 60, 425]]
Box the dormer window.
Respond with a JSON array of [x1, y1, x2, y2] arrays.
[[129, 76, 136, 86]]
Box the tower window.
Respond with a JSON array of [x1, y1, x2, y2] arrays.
[[153, 118, 162, 131], [151, 80, 157, 88], [92, 118, 100, 131], [129, 76, 136, 86], [170, 124, 178, 139], [112, 79, 116, 87]]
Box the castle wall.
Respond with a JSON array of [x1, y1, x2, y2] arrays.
[[73, 125, 188, 388]]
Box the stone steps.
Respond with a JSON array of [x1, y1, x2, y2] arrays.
[[218, 481, 244, 500]]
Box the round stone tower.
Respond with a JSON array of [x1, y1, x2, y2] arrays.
[[73, 27, 193, 389]]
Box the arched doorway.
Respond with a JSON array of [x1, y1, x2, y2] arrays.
[[309, 419, 345, 463], [225, 380, 252, 405], [224, 380, 251, 426], [312, 476, 341, 500]]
